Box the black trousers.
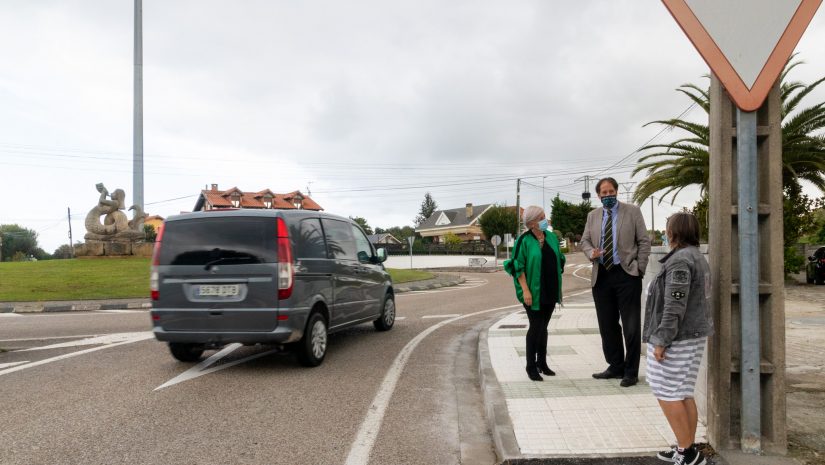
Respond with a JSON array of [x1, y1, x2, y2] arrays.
[[592, 264, 642, 378], [524, 303, 555, 370]]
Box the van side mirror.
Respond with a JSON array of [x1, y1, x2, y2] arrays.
[[810, 256, 817, 262], [376, 248, 388, 263]]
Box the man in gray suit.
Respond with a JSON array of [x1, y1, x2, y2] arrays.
[[581, 177, 651, 387]]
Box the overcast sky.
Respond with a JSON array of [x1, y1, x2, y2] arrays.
[[1, 1, 824, 253]]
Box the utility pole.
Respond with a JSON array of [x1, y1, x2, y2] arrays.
[[650, 196, 655, 243], [68, 207, 74, 258], [574, 175, 594, 200], [133, 0, 144, 211], [620, 182, 636, 203], [515, 178, 521, 235]]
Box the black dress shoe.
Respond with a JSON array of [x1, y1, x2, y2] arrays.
[[592, 369, 623, 379], [537, 364, 556, 376], [526, 369, 544, 381], [620, 376, 639, 387]]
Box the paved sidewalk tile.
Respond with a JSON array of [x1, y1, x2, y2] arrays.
[[488, 300, 707, 457]]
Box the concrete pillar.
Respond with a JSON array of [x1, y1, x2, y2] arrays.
[[707, 75, 786, 453]]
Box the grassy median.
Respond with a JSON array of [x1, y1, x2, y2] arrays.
[[0, 258, 433, 302]]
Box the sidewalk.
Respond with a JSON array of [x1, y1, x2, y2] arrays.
[[0, 273, 465, 314], [482, 293, 712, 464]]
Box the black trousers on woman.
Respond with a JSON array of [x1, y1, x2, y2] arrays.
[[524, 303, 555, 370]]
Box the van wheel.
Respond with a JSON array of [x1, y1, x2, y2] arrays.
[[373, 295, 395, 331], [168, 343, 204, 362], [296, 312, 327, 367]]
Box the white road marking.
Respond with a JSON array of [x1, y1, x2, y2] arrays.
[[572, 264, 593, 283], [0, 361, 29, 369], [0, 334, 102, 343], [421, 314, 461, 319], [395, 317, 407, 321], [154, 344, 280, 391], [344, 303, 522, 465], [18, 332, 154, 352], [0, 313, 23, 317], [399, 279, 488, 296], [0, 333, 154, 378]]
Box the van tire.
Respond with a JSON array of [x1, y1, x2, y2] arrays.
[[296, 312, 327, 367], [373, 295, 395, 331], [169, 343, 205, 362]]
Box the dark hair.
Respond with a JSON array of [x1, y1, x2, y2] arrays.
[[595, 177, 618, 194], [666, 212, 701, 248]]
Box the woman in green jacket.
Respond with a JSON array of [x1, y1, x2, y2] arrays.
[[504, 205, 565, 381]]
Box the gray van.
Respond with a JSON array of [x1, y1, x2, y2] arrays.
[[149, 209, 395, 367]]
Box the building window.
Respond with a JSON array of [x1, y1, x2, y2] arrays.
[[263, 194, 273, 209], [230, 193, 241, 208]]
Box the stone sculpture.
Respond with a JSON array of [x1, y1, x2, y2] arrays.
[[84, 183, 146, 241]]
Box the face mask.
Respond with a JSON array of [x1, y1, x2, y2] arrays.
[[601, 195, 617, 209], [538, 219, 549, 231]]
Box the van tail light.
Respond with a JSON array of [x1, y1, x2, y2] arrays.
[[276, 218, 294, 300], [150, 224, 165, 301]]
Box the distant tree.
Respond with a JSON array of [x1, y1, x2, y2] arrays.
[[691, 194, 709, 242], [374, 227, 385, 234], [349, 216, 373, 235], [444, 232, 462, 251], [0, 224, 40, 262], [549, 195, 591, 239], [783, 189, 821, 273], [53, 244, 74, 259], [381, 225, 416, 242], [414, 192, 438, 225], [143, 224, 157, 242], [478, 205, 518, 244]]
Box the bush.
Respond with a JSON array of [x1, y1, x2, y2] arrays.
[[784, 246, 807, 274]]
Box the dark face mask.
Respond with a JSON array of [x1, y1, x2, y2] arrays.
[[601, 195, 617, 209]]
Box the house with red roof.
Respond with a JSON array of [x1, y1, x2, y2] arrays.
[[193, 184, 323, 212]]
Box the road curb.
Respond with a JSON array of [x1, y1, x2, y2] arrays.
[[0, 276, 465, 314], [478, 319, 523, 463]]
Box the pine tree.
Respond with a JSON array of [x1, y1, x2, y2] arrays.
[[414, 192, 438, 225]]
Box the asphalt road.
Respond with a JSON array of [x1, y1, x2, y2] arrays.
[[0, 255, 591, 465]]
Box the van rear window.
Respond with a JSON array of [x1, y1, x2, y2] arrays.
[[159, 217, 278, 266]]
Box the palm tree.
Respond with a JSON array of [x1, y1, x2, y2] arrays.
[[632, 57, 825, 205]]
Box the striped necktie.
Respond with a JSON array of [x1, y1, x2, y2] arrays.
[[603, 210, 614, 270]]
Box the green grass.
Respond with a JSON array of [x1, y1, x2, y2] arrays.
[[388, 269, 434, 283], [0, 258, 433, 302], [0, 257, 152, 301]]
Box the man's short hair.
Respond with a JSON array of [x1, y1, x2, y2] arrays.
[[595, 177, 619, 194]]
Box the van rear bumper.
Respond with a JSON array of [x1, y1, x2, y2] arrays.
[[152, 326, 301, 345]]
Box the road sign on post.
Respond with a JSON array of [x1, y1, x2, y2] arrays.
[[662, 0, 821, 112], [662, 0, 822, 455], [407, 236, 415, 269], [490, 235, 502, 267]]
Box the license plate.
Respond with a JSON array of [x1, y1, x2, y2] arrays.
[[197, 284, 240, 297]]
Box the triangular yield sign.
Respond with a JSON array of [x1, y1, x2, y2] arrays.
[[662, 0, 822, 111]]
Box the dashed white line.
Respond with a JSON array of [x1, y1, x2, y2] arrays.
[[0, 313, 23, 317], [421, 314, 461, 319]]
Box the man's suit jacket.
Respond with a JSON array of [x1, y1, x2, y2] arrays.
[[580, 201, 651, 287]]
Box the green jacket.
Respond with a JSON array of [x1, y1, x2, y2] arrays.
[[503, 231, 565, 310]]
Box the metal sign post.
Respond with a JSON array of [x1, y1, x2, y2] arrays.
[[737, 109, 761, 452], [490, 235, 501, 267], [407, 236, 415, 269]]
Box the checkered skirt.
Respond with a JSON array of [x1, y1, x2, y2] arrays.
[[646, 337, 706, 401]]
